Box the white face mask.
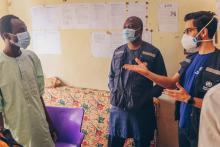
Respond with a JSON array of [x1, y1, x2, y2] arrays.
[[10, 31, 31, 49], [181, 34, 199, 53], [181, 17, 214, 53]]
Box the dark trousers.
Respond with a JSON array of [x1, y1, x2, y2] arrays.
[[108, 135, 151, 147], [178, 108, 200, 147], [178, 127, 198, 147]]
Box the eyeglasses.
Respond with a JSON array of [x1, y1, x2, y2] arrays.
[[183, 27, 197, 34]]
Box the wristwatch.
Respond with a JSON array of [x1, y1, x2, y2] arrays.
[[187, 97, 195, 105]]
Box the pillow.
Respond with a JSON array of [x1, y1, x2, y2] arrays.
[[45, 77, 63, 88]]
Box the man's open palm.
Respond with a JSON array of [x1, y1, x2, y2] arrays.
[[123, 58, 148, 76]]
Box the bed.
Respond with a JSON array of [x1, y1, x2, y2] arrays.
[[43, 77, 136, 147]]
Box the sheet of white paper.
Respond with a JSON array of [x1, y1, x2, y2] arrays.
[[91, 32, 110, 57], [108, 2, 126, 29], [127, 2, 148, 27], [109, 32, 125, 56], [142, 30, 152, 44], [73, 3, 90, 29], [60, 4, 75, 29], [91, 32, 125, 57], [32, 31, 44, 53], [31, 5, 61, 30], [89, 3, 109, 29], [31, 6, 48, 30], [158, 3, 178, 32], [32, 30, 61, 54], [45, 5, 61, 29]]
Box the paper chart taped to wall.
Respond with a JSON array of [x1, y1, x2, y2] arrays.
[[127, 2, 148, 27], [158, 3, 178, 32], [32, 30, 61, 54]]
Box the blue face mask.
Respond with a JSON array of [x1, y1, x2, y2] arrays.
[[10, 31, 31, 49], [122, 28, 140, 43]]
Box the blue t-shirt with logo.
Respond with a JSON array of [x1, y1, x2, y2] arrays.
[[179, 53, 212, 128]]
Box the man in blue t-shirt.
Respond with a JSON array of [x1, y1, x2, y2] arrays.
[[124, 11, 220, 147]]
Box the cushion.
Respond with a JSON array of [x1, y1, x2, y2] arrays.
[[45, 77, 63, 88]]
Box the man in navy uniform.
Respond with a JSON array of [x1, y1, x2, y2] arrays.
[[108, 16, 167, 147]]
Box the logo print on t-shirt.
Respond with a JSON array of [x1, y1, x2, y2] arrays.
[[195, 67, 203, 75]]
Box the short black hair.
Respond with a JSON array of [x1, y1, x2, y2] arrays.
[[0, 15, 19, 36], [184, 11, 218, 39], [126, 16, 143, 30]]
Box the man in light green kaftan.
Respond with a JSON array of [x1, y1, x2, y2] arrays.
[[0, 15, 55, 147]]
